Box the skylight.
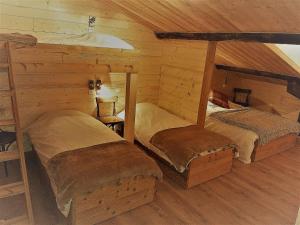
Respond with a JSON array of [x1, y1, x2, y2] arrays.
[[276, 44, 300, 66]]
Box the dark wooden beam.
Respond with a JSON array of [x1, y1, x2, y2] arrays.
[[155, 32, 300, 44], [216, 64, 300, 99], [215, 64, 297, 81]]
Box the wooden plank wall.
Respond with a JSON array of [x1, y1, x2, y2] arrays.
[[212, 69, 300, 121], [0, 0, 211, 126], [0, 42, 163, 128], [158, 41, 209, 122], [0, 1, 164, 128]]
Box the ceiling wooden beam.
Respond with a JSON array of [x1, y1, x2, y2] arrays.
[[215, 64, 297, 81], [155, 32, 300, 44], [216, 64, 300, 99]]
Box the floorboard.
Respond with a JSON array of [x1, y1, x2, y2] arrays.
[[0, 143, 299, 225]]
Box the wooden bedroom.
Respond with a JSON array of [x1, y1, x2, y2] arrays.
[[0, 1, 299, 225]]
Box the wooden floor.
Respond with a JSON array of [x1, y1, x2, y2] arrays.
[[0, 141, 299, 225]]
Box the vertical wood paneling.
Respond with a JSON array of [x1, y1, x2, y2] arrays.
[[158, 41, 209, 122]]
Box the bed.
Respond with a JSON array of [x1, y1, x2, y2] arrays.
[[206, 101, 300, 162], [27, 110, 162, 225], [119, 103, 235, 189]]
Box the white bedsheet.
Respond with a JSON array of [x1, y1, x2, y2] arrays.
[[27, 110, 122, 166], [119, 102, 258, 167]]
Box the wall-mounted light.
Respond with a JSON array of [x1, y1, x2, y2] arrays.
[[88, 80, 95, 90], [222, 76, 228, 88], [95, 79, 102, 90], [88, 16, 96, 33]]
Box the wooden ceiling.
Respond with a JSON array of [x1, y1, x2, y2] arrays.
[[110, 0, 300, 33], [216, 42, 300, 77], [110, 0, 300, 78]]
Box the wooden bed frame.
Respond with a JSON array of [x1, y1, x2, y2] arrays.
[[70, 176, 156, 225], [251, 134, 297, 162], [137, 143, 233, 189], [32, 149, 157, 225]]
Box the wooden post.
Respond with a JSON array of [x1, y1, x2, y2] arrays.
[[197, 41, 217, 127], [124, 72, 138, 143]]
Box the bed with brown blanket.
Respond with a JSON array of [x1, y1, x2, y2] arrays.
[[119, 103, 236, 189], [27, 110, 162, 225]]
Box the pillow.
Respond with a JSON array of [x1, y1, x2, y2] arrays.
[[209, 90, 229, 109]]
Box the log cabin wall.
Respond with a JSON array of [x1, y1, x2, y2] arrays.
[[212, 69, 300, 122], [158, 41, 209, 122], [0, 1, 163, 128]]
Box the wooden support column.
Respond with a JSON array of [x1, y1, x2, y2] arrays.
[[197, 41, 217, 127], [124, 72, 138, 143]]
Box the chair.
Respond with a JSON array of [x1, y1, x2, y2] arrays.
[[95, 96, 124, 135], [233, 88, 252, 107]]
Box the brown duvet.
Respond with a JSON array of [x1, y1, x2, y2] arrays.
[[46, 140, 162, 215], [150, 125, 235, 172]]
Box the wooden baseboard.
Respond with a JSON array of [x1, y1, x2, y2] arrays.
[[252, 134, 297, 162]]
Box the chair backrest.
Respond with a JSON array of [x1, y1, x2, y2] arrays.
[[233, 88, 252, 107], [96, 96, 118, 118]]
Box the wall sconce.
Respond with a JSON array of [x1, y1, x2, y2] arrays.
[[222, 76, 228, 88], [88, 16, 96, 33], [88, 80, 95, 90], [96, 79, 102, 90]]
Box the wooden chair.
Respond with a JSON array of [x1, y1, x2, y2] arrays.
[[233, 88, 252, 107], [96, 96, 124, 135]]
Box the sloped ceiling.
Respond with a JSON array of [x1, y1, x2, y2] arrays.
[[110, 0, 300, 33], [110, 0, 300, 78], [217, 42, 300, 77]]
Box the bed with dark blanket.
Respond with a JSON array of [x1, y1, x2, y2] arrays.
[[150, 125, 235, 172], [46, 140, 162, 216]]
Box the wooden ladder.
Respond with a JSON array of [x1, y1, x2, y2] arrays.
[[0, 42, 34, 225]]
